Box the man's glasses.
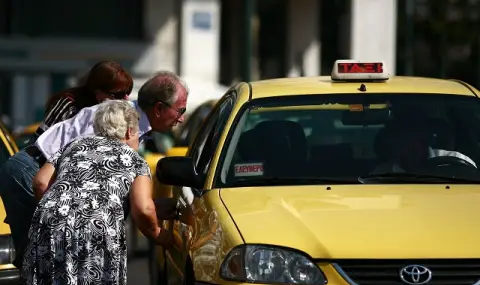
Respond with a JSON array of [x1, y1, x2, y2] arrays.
[[158, 99, 186, 117]]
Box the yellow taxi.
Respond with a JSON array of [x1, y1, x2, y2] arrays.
[[0, 120, 20, 283], [154, 59, 480, 285]]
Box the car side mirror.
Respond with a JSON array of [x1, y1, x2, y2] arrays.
[[156, 156, 202, 189]]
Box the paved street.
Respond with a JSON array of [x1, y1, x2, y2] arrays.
[[126, 221, 150, 284], [128, 256, 149, 284]]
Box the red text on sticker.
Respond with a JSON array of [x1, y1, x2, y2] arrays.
[[234, 163, 264, 177]]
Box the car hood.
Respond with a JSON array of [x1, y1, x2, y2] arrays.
[[219, 185, 480, 259]]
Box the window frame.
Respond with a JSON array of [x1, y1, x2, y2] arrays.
[[188, 92, 236, 191]]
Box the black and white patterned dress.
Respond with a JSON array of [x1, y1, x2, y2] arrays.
[[20, 136, 151, 285]]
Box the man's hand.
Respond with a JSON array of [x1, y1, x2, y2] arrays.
[[154, 197, 178, 220], [155, 228, 175, 248], [177, 206, 194, 225]]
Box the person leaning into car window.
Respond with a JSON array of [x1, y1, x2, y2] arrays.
[[0, 61, 133, 269], [371, 118, 476, 174]]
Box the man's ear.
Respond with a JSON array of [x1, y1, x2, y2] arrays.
[[154, 101, 163, 117]]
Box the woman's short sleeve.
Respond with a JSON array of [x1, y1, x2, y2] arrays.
[[47, 144, 66, 168], [135, 158, 152, 179], [47, 138, 80, 169]]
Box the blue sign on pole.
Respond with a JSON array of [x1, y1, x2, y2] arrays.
[[192, 11, 212, 31]]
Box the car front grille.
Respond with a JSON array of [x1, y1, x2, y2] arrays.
[[333, 259, 480, 285]]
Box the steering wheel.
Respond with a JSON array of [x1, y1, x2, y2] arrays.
[[425, 156, 476, 169]]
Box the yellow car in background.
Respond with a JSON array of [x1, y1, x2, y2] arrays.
[[0, 120, 20, 283], [154, 59, 480, 285]]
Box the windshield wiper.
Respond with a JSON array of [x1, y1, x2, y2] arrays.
[[233, 176, 360, 186], [359, 173, 480, 184]]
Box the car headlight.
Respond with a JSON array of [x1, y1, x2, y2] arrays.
[[0, 235, 15, 264], [220, 245, 326, 284]]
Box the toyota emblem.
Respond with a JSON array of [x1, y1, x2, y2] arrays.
[[399, 265, 433, 284]]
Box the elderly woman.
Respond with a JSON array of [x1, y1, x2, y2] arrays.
[[21, 100, 174, 285]]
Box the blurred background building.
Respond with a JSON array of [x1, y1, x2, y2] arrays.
[[0, 0, 478, 129]]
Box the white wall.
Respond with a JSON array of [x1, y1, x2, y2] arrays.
[[137, 0, 178, 75], [286, 0, 320, 77], [350, 0, 397, 74], [180, 0, 221, 82]]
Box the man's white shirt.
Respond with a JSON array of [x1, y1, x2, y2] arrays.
[[35, 100, 152, 160]]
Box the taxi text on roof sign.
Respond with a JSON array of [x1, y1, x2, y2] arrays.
[[331, 59, 390, 81]]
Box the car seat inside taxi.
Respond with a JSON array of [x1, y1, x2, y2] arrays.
[[221, 93, 480, 186]]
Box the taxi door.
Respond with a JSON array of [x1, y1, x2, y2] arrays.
[[164, 93, 235, 285]]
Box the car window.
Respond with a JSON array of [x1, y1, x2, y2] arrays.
[[187, 104, 216, 146], [217, 93, 480, 187], [142, 132, 175, 154], [190, 95, 235, 184], [177, 102, 215, 147], [15, 134, 35, 150]]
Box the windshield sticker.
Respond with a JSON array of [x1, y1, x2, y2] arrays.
[[234, 163, 264, 177], [349, 104, 364, 112]]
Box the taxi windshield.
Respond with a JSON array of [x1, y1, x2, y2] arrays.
[[217, 93, 480, 187]]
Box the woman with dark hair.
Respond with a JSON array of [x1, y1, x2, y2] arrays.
[[0, 61, 133, 269], [36, 61, 133, 139]]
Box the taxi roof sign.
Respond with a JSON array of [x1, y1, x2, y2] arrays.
[[331, 60, 390, 81]]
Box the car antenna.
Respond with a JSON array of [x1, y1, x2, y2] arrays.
[[358, 84, 367, 92]]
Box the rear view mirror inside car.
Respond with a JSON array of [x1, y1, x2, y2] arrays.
[[342, 108, 390, 126]]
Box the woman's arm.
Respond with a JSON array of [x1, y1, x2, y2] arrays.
[[130, 175, 174, 247], [33, 163, 56, 201]]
